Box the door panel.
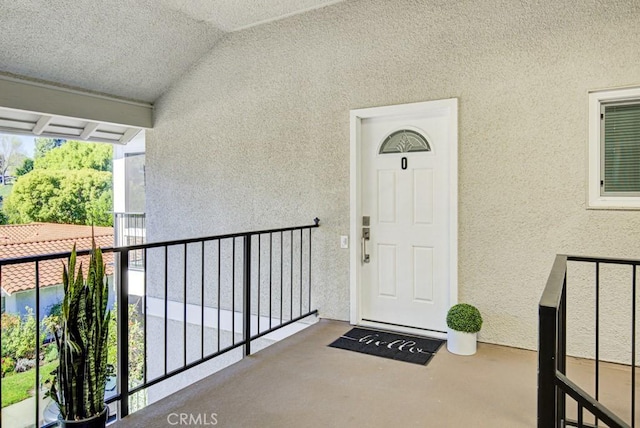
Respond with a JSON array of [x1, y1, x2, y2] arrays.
[[377, 244, 397, 297], [360, 107, 452, 333], [377, 170, 396, 223], [413, 246, 434, 302], [413, 169, 434, 224]]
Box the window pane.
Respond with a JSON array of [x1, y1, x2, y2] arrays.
[[379, 129, 431, 154], [125, 153, 145, 212], [603, 103, 640, 193]]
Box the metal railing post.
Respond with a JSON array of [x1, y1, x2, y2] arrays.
[[557, 277, 567, 425], [117, 250, 130, 419], [34, 262, 40, 428], [539, 255, 567, 428], [538, 303, 557, 428], [0, 267, 2, 428], [243, 235, 252, 357]]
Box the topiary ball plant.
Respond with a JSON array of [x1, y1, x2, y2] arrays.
[[446, 303, 483, 333]]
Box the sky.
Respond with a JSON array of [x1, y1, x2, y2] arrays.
[[16, 135, 35, 157], [0, 132, 36, 157]]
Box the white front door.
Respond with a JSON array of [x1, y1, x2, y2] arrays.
[[350, 99, 458, 336]]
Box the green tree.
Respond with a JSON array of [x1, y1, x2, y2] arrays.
[[35, 140, 112, 172], [1, 308, 44, 361], [102, 303, 147, 411], [4, 169, 112, 226], [15, 158, 33, 176], [34, 138, 65, 159], [107, 304, 144, 387]]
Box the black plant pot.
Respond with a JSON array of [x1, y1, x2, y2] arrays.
[[59, 406, 108, 428]]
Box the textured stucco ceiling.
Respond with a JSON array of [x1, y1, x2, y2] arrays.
[[157, 0, 345, 32], [0, 0, 344, 103]]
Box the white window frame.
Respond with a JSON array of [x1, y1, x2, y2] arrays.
[[588, 86, 640, 209]]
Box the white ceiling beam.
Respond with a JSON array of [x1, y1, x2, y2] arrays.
[[0, 77, 153, 129], [118, 128, 141, 144], [32, 115, 53, 135], [0, 118, 32, 131], [80, 122, 100, 140]]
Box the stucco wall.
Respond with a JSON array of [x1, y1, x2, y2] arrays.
[[5, 277, 116, 320], [146, 0, 640, 355], [7, 285, 64, 321]]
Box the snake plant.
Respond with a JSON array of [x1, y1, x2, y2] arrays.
[[47, 240, 111, 421]]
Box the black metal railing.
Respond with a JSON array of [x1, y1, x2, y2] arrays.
[[114, 218, 320, 419], [114, 212, 146, 269], [539, 254, 636, 428], [0, 219, 320, 427]]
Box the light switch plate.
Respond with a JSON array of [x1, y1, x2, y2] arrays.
[[340, 235, 349, 249]]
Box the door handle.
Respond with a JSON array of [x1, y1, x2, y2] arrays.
[[362, 227, 370, 264]]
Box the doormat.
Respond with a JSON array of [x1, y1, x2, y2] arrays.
[[328, 327, 444, 365]]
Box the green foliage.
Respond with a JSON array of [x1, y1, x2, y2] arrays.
[[42, 301, 63, 336], [4, 139, 114, 227], [107, 303, 145, 387], [1, 357, 16, 377], [47, 301, 62, 318], [446, 303, 483, 333], [15, 158, 33, 176], [48, 242, 111, 420], [0, 183, 12, 199], [107, 311, 117, 370], [1, 308, 44, 361], [34, 138, 66, 159], [0, 313, 18, 358], [35, 140, 112, 172], [4, 169, 113, 226], [1, 360, 57, 407], [44, 344, 58, 363]]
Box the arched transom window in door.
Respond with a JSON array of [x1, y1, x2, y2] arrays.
[[379, 129, 431, 154]]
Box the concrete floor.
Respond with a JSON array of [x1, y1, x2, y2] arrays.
[[113, 319, 636, 428]]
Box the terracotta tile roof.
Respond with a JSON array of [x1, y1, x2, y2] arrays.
[[0, 223, 114, 295]]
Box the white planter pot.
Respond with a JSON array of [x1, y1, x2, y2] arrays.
[[447, 328, 477, 355]]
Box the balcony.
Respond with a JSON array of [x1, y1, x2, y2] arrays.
[[1, 220, 320, 428], [113, 318, 638, 427], [114, 212, 146, 270]]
